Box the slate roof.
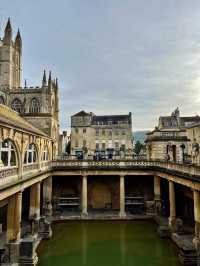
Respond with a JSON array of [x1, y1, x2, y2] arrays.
[[73, 110, 91, 117], [72, 110, 132, 125], [0, 104, 49, 137], [92, 114, 131, 125]]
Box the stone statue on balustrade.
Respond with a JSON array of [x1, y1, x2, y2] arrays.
[[192, 139, 200, 165]]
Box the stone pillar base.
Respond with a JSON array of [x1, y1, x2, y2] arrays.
[[7, 241, 20, 264], [81, 212, 88, 218], [169, 217, 184, 234], [30, 218, 40, 236], [39, 217, 52, 239], [119, 212, 126, 218], [19, 235, 38, 266], [43, 203, 53, 218]]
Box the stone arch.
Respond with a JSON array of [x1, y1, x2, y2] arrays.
[[89, 182, 112, 209], [29, 97, 40, 113], [23, 142, 38, 165], [41, 144, 49, 161], [11, 98, 22, 113], [0, 138, 20, 168]]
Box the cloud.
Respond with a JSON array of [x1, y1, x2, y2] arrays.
[[2, 0, 200, 131]]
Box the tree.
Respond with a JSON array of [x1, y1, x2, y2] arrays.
[[134, 140, 145, 155], [65, 141, 71, 154]]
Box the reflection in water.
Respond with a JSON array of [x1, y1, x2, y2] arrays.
[[120, 223, 126, 266], [38, 221, 180, 266], [82, 223, 87, 265]]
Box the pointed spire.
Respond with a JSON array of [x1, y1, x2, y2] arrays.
[[4, 18, 12, 44], [42, 70, 47, 86], [48, 71, 52, 88], [15, 29, 22, 51], [56, 78, 58, 89], [5, 18, 12, 31], [24, 79, 27, 88]]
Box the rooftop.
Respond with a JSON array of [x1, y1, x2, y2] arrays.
[[0, 104, 49, 137]]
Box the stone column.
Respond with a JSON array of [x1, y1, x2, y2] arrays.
[[119, 175, 126, 218], [35, 182, 41, 218], [29, 182, 41, 234], [154, 176, 161, 214], [29, 182, 41, 219], [168, 180, 176, 227], [193, 190, 200, 252], [43, 176, 52, 217], [7, 195, 16, 243], [14, 192, 22, 241], [6, 192, 22, 264], [7, 192, 22, 243], [82, 175, 88, 216]]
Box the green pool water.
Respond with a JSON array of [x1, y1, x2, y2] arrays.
[[37, 221, 180, 266]]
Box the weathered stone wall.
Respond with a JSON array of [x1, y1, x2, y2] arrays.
[[71, 113, 133, 155], [71, 126, 95, 155], [52, 176, 81, 198], [148, 140, 187, 162], [88, 176, 120, 209], [0, 41, 21, 89], [125, 175, 154, 201]]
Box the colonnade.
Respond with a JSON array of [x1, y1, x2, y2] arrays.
[[6, 176, 52, 244], [5, 174, 200, 251], [153, 175, 200, 250], [80, 175, 126, 217]]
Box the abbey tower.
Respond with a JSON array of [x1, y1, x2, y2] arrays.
[[0, 18, 59, 155], [0, 18, 21, 89]]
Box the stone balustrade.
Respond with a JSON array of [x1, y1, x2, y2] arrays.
[[23, 163, 39, 173], [0, 167, 18, 179], [1, 159, 200, 190], [0, 161, 52, 189], [52, 159, 200, 178]]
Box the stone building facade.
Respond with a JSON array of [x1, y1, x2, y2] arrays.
[[0, 19, 59, 154], [186, 123, 200, 165], [71, 110, 133, 157], [146, 108, 200, 162]]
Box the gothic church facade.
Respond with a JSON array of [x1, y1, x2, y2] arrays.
[[0, 19, 59, 154]]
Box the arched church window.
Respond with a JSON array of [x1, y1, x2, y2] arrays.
[[24, 143, 37, 164], [0, 139, 17, 167], [30, 98, 40, 113], [42, 146, 49, 161], [0, 96, 5, 105], [11, 98, 22, 113]]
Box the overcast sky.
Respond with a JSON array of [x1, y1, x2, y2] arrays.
[[1, 0, 200, 131]]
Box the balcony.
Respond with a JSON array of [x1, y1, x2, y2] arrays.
[[23, 163, 39, 173], [52, 158, 200, 179], [0, 167, 19, 187]]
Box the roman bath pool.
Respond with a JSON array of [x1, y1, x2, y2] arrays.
[[37, 221, 180, 266]]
